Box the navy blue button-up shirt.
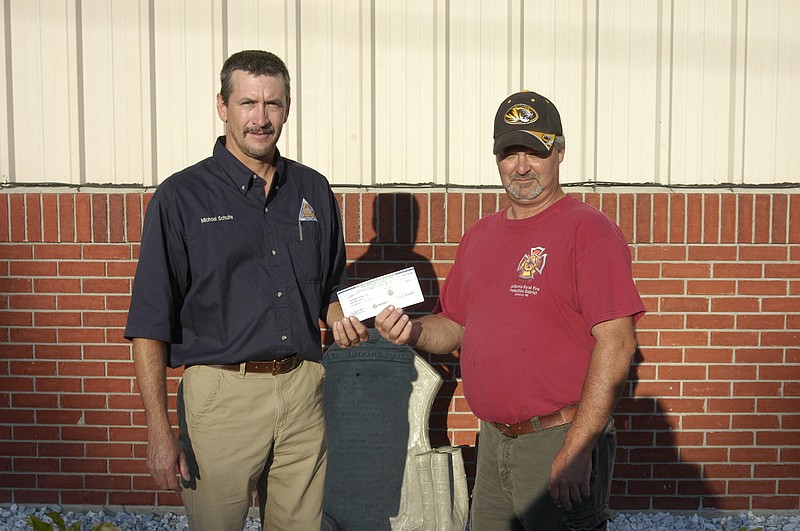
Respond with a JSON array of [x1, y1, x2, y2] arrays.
[[125, 137, 348, 367]]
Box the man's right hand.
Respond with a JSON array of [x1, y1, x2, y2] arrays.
[[147, 425, 190, 492], [375, 306, 420, 346]]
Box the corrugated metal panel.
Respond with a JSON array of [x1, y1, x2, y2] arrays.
[[1, 0, 797, 187]]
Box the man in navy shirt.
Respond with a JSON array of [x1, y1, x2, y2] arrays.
[[125, 50, 349, 531]]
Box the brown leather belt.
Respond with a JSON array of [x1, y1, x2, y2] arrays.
[[491, 404, 578, 438], [206, 355, 299, 375]]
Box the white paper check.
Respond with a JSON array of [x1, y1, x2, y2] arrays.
[[337, 267, 424, 321]]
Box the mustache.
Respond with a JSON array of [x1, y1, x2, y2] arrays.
[[509, 171, 539, 182], [245, 126, 275, 135]]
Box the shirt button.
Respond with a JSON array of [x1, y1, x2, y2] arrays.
[[252, 174, 258, 180], [264, 207, 269, 213], [281, 335, 287, 341], [277, 291, 283, 297], [271, 249, 277, 256], [241, 185, 246, 191]]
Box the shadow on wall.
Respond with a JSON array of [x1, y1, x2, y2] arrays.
[[345, 192, 462, 453], [611, 351, 718, 512]]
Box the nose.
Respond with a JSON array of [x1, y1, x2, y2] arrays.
[[251, 104, 269, 127], [514, 154, 532, 175]]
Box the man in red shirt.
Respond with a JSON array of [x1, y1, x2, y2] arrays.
[[335, 91, 645, 530]]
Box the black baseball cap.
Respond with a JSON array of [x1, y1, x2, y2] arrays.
[[493, 91, 563, 155]]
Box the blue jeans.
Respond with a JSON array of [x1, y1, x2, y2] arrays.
[[470, 418, 616, 531]]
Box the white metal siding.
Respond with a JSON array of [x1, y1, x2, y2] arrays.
[[1, 0, 798, 186]]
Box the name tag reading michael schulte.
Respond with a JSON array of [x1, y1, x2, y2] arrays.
[[337, 267, 424, 321]]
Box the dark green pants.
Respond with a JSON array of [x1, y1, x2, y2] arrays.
[[470, 419, 616, 531]]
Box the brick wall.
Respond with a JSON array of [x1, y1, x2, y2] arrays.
[[1, 189, 798, 512]]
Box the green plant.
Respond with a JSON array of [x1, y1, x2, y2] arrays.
[[26, 511, 121, 531]]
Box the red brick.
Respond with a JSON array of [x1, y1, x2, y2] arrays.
[[737, 194, 754, 243], [714, 263, 763, 278], [670, 194, 686, 243], [711, 297, 760, 312], [87, 443, 134, 458], [75, 194, 92, 242], [772, 194, 788, 244], [446, 194, 463, 243], [84, 378, 132, 393], [38, 442, 85, 457], [720, 193, 737, 243], [14, 457, 60, 472], [708, 364, 757, 380], [732, 414, 781, 430], [753, 496, 800, 510], [754, 195, 771, 243], [762, 331, 800, 347], [707, 398, 755, 413], [704, 464, 752, 478], [34, 377, 82, 393], [729, 480, 776, 495], [9, 194, 25, 241], [703, 194, 720, 243], [737, 314, 786, 330], [652, 194, 668, 243], [58, 261, 106, 276], [711, 331, 759, 347], [125, 193, 143, 242], [636, 313, 683, 330], [108, 194, 125, 243], [9, 361, 57, 375], [706, 430, 754, 446], [762, 297, 800, 312], [11, 327, 56, 343], [34, 312, 82, 327], [688, 243, 737, 261], [657, 365, 706, 380], [38, 474, 85, 489], [57, 361, 106, 377], [686, 280, 736, 295], [58, 328, 105, 343], [62, 490, 108, 505], [57, 294, 105, 310], [41, 194, 59, 242], [686, 314, 734, 329], [33, 243, 82, 259], [82, 278, 131, 293], [636, 279, 685, 295], [757, 430, 800, 446], [660, 331, 708, 346], [25, 194, 42, 242], [9, 260, 57, 276], [60, 394, 107, 409], [37, 409, 82, 425], [740, 245, 788, 261], [91, 194, 109, 243], [758, 398, 800, 412], [659, 297, 709, 312], [730, 448, 778, 462], [635, 194, 651, 243], [107, 261, 137, 277], [663, 263, 711, 278], [34, 278, 81, 293], [58, 194, 75, 242]]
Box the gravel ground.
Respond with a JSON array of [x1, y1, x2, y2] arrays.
[[1, 504, 799, 530]]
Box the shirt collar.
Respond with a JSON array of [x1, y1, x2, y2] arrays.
[[213, 136, 287, 195]]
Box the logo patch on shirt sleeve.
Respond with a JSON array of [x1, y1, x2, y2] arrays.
[[298, 198, 318, 222]]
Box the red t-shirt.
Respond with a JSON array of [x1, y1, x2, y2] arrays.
[[435, 196, 645, 424]]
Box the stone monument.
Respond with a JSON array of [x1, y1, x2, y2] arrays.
[[322, 329, 468, 531]]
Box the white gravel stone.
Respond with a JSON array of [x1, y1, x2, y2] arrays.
[[1, 504, 798, 530]]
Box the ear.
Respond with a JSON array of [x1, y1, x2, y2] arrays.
[[557, 145, 565, 163], [216, 93, 228, 123], [283, 96, 291, 124]]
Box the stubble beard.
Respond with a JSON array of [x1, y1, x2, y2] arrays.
[[505, 173, 544, 201], [235, 126, 277, 160]]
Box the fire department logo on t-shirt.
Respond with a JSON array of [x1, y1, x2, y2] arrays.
[[517, 247, 547, 280]]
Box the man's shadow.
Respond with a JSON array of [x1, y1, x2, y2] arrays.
[[513, 348, 718, 526], [610, 351, 719, 511], [345, 193, 457, 449]]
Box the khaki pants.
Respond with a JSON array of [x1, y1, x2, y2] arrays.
[[178, 361, 327, 531], [470, 419, 616, 531]]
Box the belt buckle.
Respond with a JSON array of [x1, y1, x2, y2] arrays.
[[498, 423, 518, 438]]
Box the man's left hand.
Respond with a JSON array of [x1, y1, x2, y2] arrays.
[[332, 315, 369, 348], [548, 446, 592, 511]]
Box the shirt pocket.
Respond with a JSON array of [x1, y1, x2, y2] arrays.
[[291, 220, 322, 282]]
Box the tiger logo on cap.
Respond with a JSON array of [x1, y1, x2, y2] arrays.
[[504, 104, 538, 125]]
